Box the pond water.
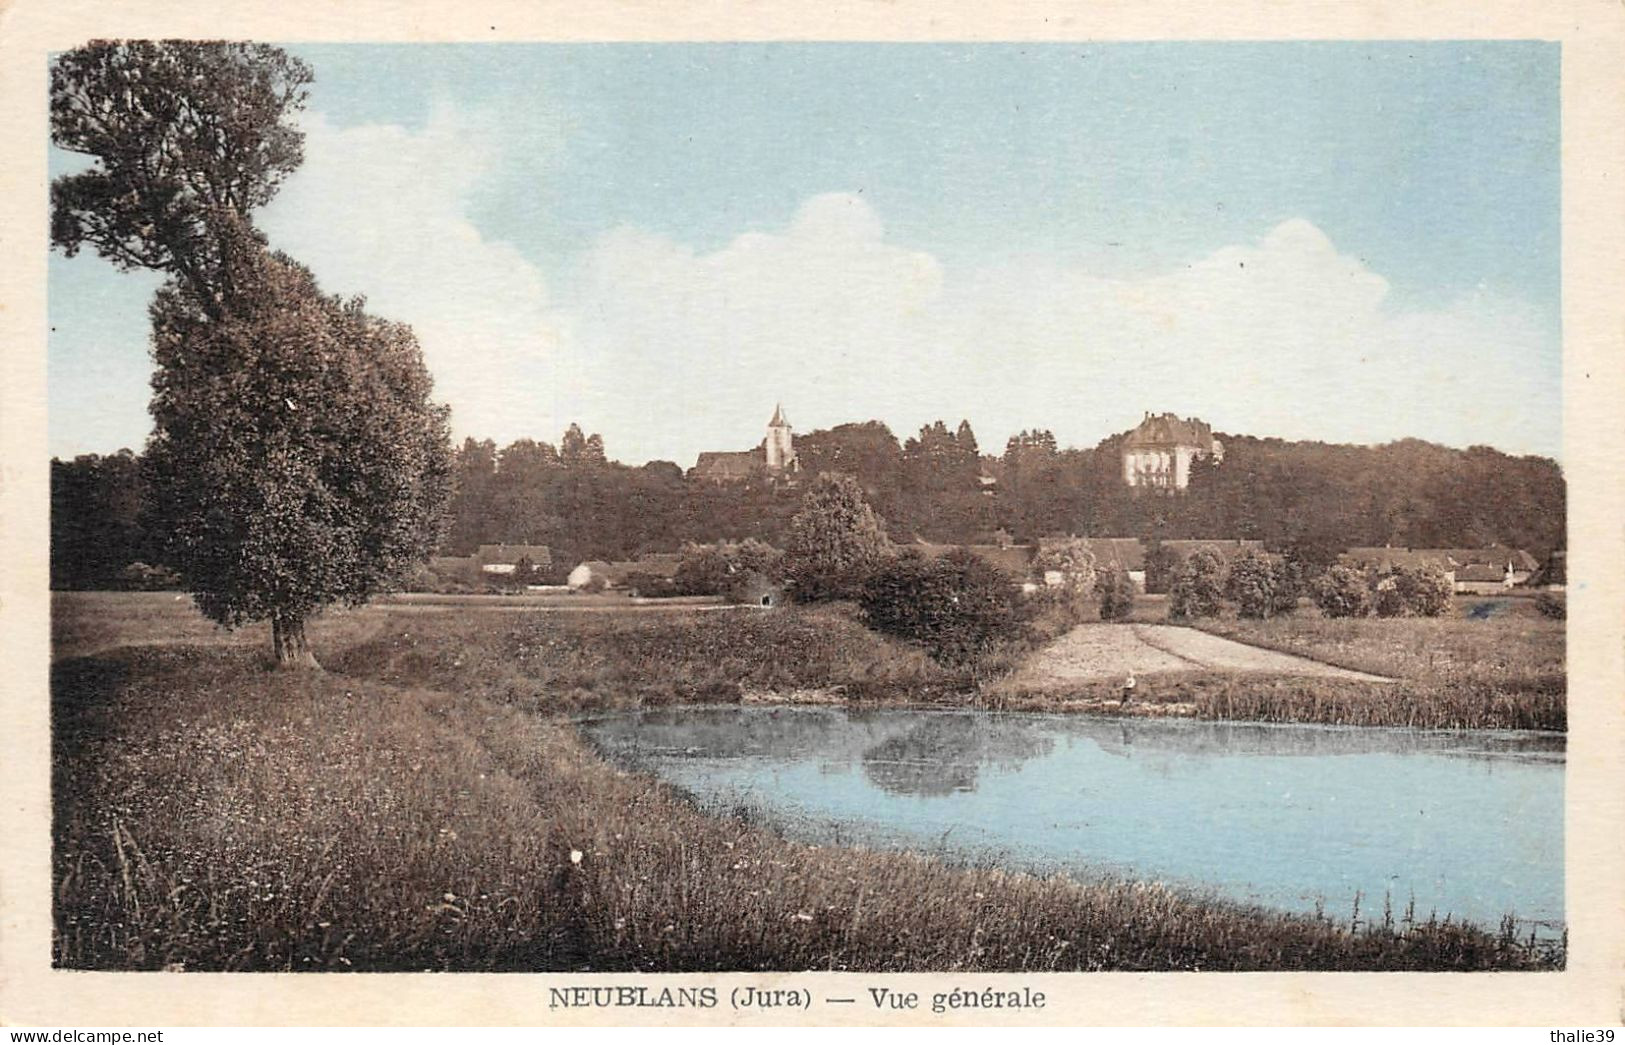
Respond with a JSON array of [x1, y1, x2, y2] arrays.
[[583, 707, 1564, 929]]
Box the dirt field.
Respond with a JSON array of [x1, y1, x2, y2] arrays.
[[1005, 622, 1394, 689]]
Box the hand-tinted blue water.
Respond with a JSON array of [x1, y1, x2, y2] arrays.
[[584, 707, 1563, 929]]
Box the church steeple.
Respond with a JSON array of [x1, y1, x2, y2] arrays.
[[765, 403, 796, 472]]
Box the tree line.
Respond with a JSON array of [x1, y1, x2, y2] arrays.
[[55, 414, 1564, 591]]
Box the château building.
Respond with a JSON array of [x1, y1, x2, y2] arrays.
[[1121, 412, 1224, 490], [690, 404, 800, 483]]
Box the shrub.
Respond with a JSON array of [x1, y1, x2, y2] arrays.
[[674, 539, 785, 599], [1143, 539, 1178, 595], [858, 549, 1027, 665], [1226, 550, 1303, 619], [1034, 538, 1098, 616], [116, 561, 184, 591], [1409, 565, 1454, 617], [783, 473, 892, 602], [1095, 567, 1136, 621], [1225, 550, 1274, 620], [1534, 591, 1566, 619], [1169, 548, 1225, 620], [1371, 565, 1454, 618], [621, 571, 677, 598], [1311, 565, 1370, 618]]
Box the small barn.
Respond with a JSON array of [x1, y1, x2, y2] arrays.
[[1528, 550, 1566, 591], [475, 543, 552, 577], [567, 553, 684, 593], [1454, 562, 1516, 595]]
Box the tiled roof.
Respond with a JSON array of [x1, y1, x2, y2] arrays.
[[1123, 412, 1216, 449], [576, 554, 684, 582], [1343, 546, 1537, 572], [475, 543, 552, 566], [1036, 536, 1149, 572], [914, 541, 1037, 579], [1161, 539, 1264, 562], [1529, 550, 1565, 586], [692, 450, 762, 479], [1437, 547, 1540, 572], [1456, 563, 1509, 582]]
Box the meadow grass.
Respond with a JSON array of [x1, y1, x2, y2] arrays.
[[1181, 598, 1564, 730], [52, 605, 1560, 971]]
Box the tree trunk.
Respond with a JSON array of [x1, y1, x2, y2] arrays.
[[271, 614, 321, 670]]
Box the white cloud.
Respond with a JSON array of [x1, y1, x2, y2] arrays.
[[259, 108, 566, 445], [257, 112, 1559, 466], [561, 199, 1558, 463]]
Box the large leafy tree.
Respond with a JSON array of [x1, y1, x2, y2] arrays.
[[783, 472, 892, 602], [51, 41, 313, 312], [52, 42, 451, 667], [146, 229, 451, 666]]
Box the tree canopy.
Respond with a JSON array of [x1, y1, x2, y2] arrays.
[[51, 42, 450, 667], [50, 41, 312, 310]]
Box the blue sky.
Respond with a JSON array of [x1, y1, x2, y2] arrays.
[[49, 41, 1562, 464]]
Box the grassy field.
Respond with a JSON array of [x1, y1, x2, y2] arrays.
[[1181, 597, 1564, 731], [51, 592, 1561, 972]]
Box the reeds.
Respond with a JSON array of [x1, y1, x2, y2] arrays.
[[52, 625, 1562, 972]]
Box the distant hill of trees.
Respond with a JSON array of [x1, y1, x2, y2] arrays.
[[50, 420, 1564, 588]]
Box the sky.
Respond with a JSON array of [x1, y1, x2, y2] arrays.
[[47, 41, 1562, 466]]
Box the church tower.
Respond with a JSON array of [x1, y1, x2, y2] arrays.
[[765, 403, 797, 472]]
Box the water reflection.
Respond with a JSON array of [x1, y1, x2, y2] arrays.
[[582, 706, 1564, 927], [860, 715, 1054, 796]]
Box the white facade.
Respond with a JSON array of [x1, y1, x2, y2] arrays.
[[765, 403, 796, 472], [1122, 445, 1208, 489]]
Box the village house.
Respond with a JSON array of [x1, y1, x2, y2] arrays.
[[913, 536, 1261, 593], [1339, 546, 1540, 593], [1528, 550, 1566, 591], [690, 404, 800, 484], [475, 543, 552, 577], [567, 553, 683, 593], [1121, 412, 1225, 490]]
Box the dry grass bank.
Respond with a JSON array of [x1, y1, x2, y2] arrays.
[[53, 625, 1559, 972]]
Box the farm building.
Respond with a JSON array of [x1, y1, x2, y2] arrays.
[[567, 553, 683, 593], [1341, 546, 1539, 592], [475, 543, 552, 576], [1528, 550, 1566, 591]]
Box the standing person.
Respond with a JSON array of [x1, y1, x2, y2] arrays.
[[1121, 673, 1137, 707]]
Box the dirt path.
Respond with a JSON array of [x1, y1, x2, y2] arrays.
[[1005, 623, 1393, 688]]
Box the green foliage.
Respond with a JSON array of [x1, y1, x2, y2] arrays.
[[1095, 567, 1136, 621], [1226, 550, 1301, 620], [52, 42, 451, 664], [49, 451, 152, 589], [1034, 538, 1098, 605], [783, 473, 892, 602], [50, 42, 313, 307], [1142, 539, 1179, 595], [144, 238, 452, 644], [674, 539, 785, 602], [858, 550, 1027, 664], [1311, 565, 1371, 619], [116, 561, 183, 592], [1371, 565, 1454, 618], [1170, 548, 1225, 620]]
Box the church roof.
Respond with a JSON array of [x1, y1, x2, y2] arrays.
[[769, 403, 790, 428], [475, 543, 552, 566], [692, 450, 763, 479], [1123, 412, 1215, 449]]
